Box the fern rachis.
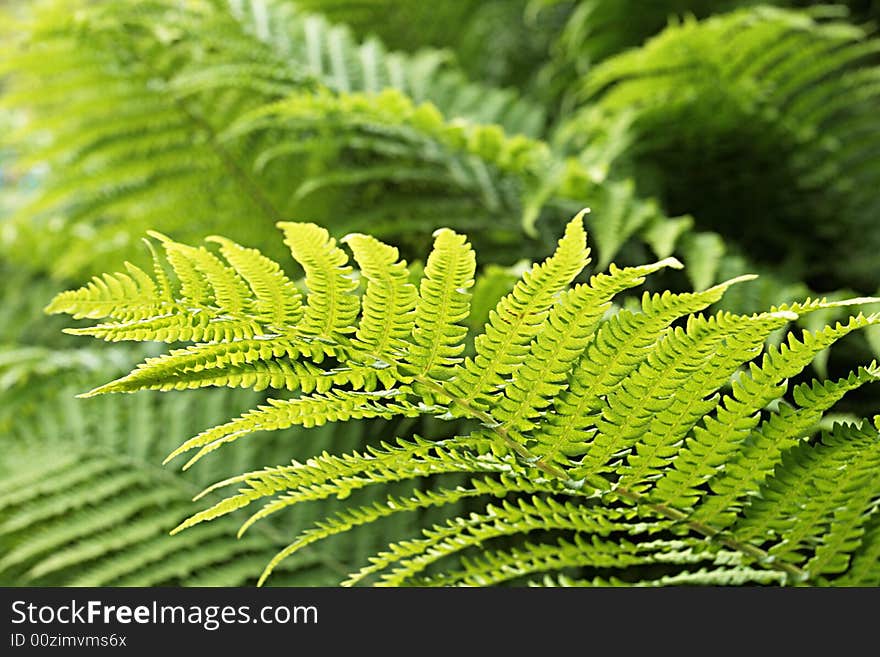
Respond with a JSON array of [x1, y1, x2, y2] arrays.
[[49, 213, 880, 586]]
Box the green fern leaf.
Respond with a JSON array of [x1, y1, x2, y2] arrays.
[[446, 213, 590, 406], [50, 214, 880, 587], [406, 228, 475, 379], [166, 391, 419, 469], [341, 232, 418, 357], [736, 422, 880, 576], [660, 365, 880, 514], [277, 222, 360, 337], [206, 235, 304, 328], [537, 276, 757, 467]]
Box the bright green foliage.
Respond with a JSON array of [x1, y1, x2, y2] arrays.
[[0, 0, 550, 278], [0, 0, 765, 303], [51, 215, 880, 586], [8, 0, 877, 347]]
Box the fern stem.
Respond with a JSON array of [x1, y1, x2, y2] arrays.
[[414, 375, 809, 583], [607, 488, 808, 582]]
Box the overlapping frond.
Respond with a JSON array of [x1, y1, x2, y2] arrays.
[[51, 215, 880, 586], [0, 381, 409, 586], [446, 212, 590, 407], [736, 421, 880, 576], [2, 261, 433, 589]]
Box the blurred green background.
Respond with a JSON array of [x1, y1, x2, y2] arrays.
[[2, 0, 879, 585]]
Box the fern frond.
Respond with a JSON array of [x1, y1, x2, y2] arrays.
[[446, 211, 590, 407], [44, 262, 172, 322], [0, 379, 401, 586], [836, 514, 880, 586], [570, 5, 880, 291], [167, 391, 420, 470], [0, 486, 177, 574], [2, 0, 551, 280], [370, 498, 661, 587], [435, 538, 747, 587], [493, 256, 684, 436], [536, 276, 757, 467], [258, 475, 565, 587], [735, 422, 880, 576], [407, 228, 475, 379], [78, 339, 322, 396], [0, 450, 275, 585], [223, 87, 551, 232], [663, 365, 880, 520], [688, 322, 880, 526], [536, 566, 787, 587], [338, 487, 649, 587], [52, 215, 880, 586], [277, 222, 360, 337], [612, 311, 796, 493], [176, 436, 507, 533], [342, 232, 417, 356], [206, 235, 304, 328]]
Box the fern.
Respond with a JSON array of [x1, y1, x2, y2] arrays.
[[0, 376, 426, 586], [292, 0, 557, 90], [0, 267, 428, 586], [565, 5, 880, 291], [8, 0, 871, 363], [1, 0, 557, 277], [50, 214, 880, 586], [0, 0, 736, 305]]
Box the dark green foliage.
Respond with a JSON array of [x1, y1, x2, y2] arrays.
[[292, 0, 556, 89], [9, 0, 875, 309], [537, 0, 771, 107], [0, 378, 433, 586], [566, 6, 880, 292], [4, 0, 880, 589]]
